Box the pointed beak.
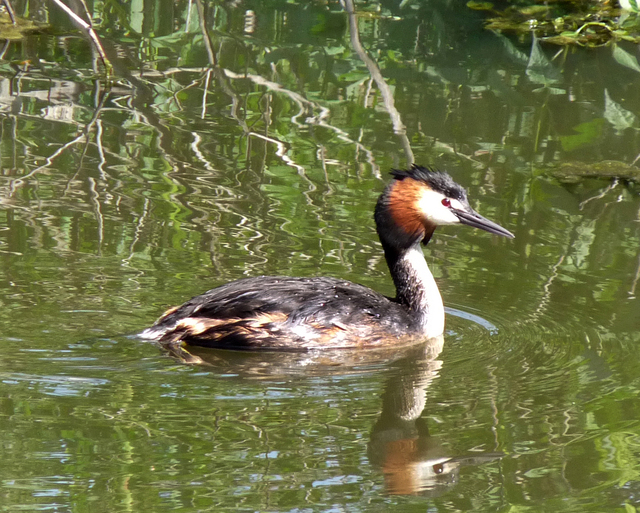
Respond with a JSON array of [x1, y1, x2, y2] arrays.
[[453, 209, 514, 238]]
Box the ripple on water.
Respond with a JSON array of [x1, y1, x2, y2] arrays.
[[433, 304, 633, 466], [0, 372, 110, 397]]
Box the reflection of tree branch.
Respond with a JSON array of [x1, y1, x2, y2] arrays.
[[630, 244, 640, 298], [249, 132, 306, 175], [6, 86, 110, 197], [2, 0, 16, 25], [342, 0, 414, 166], [95, 119, 107, 181], [221, 69, 378, 173], [186, 62, 372, 184], [0, 40, 9, 60], [578, 179, 618, 210], [248, 130, 319, 206], [178, 59, 314, 188], [87, 176, 104, 253], [106, 53, 184, 193], [49, 0, 112, 73], [195, 0, 217, 67], [528, 254, 564, 323], [122, 198, 151, 265], [213, 67, 250, 134], [185, 0, 194, 32], [190, 132, 216, 173], [8, 132, 86, 196], [142, 66, 377, 171], [201, 68, 213, 119]]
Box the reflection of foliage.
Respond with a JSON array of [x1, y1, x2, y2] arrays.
[[0, 1, 636, 333], [0, 0, 639, 510], [0, 0, 636, 344], [0, 12, 46, 41], [549, 159, 640, 181], [472, 0, 640, 45]]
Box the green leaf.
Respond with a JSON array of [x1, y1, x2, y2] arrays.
[[604, 89, 639, 133], [612, 44, 640, 73], [560, 118, 605, 151], [467, 1, 494, 10], [620, 0, 640, 11], [526, 37, 562, 86]]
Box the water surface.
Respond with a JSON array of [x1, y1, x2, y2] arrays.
[[0, 1, 639, 511]]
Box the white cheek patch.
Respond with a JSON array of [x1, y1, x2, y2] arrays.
[[449, 198, 465, 211], [417, 189, 461, 226]]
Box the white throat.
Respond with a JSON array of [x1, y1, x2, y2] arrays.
[[398, 244, 445, 339]]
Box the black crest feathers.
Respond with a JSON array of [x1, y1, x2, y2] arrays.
[[390, 164, 467, 202]]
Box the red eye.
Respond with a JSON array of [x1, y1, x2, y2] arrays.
[[441, 198, 451, 207]]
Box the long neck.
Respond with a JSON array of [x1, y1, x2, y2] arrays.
[[383, 241, 445, 339]]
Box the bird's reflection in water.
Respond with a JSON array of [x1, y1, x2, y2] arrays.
[[173, 335, 502, 496], [367, 335, 502, 495]]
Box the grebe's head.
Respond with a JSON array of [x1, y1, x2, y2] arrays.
[[375, 165, 514, 249]]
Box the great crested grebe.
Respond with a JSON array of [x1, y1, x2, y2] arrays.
[[140, 165, 513, 357]]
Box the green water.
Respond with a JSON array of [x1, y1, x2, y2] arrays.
[[0, 0, 639, 511]]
